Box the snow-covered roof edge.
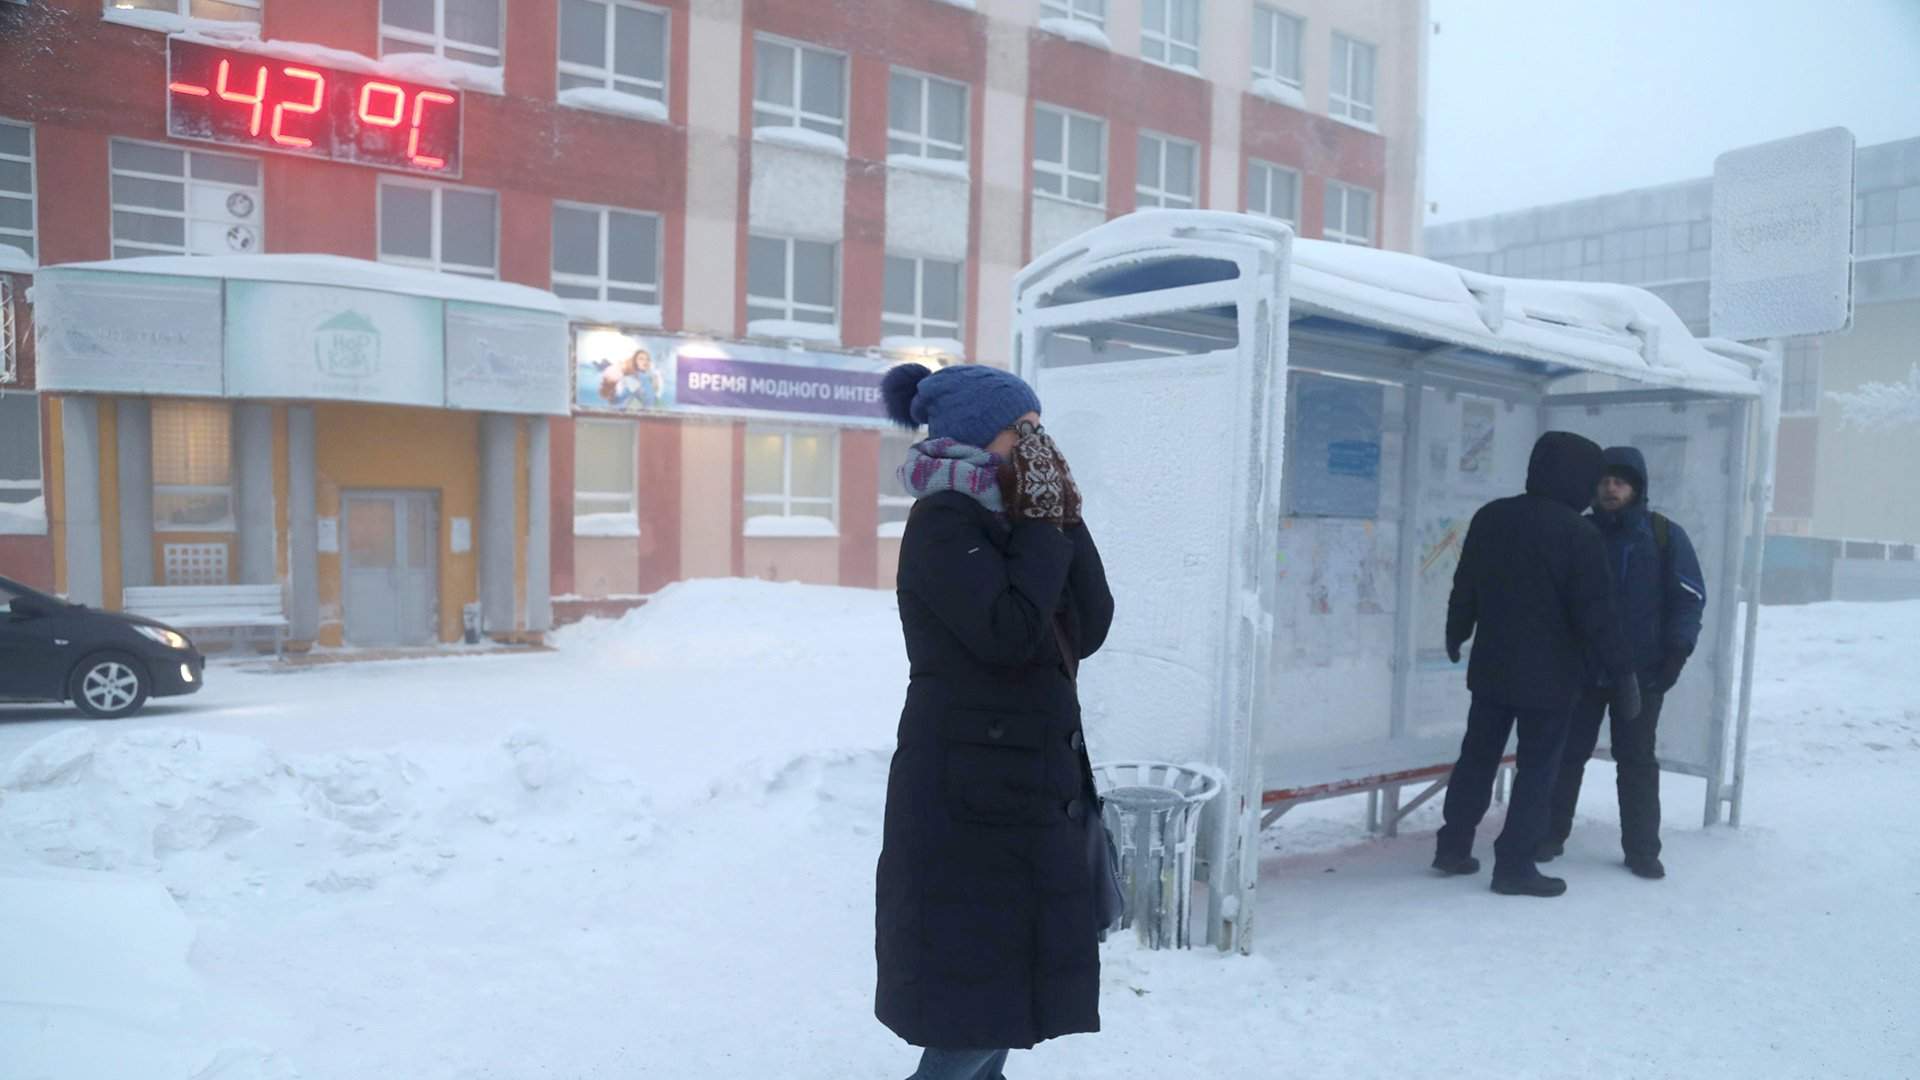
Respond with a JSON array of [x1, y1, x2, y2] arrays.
[[37, 254, 568, 317]]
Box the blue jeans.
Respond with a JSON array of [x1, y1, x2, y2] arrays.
[[908, 1048, 1010, 1080]]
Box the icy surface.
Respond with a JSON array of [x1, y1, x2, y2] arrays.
[[573, 512, 641, 539], [1251, 77, 1308, 110], [173, 30, 505, 94], [1037, 16, 1114, 51], [0, 588, 1916, 1076], [752, 126, 849, 158], [743, 514, 839, 539], [0, 495, 46, 536], [557, 87, 669, 123], [44, 253, 567, 314]]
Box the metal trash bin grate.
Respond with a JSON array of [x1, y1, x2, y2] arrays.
[[1093, 762, 1222, 949]]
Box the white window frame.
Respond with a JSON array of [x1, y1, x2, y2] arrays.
[[1781, 338, 1823, 417], [1040, 0, 1105, 27], [551, 202, 662, 309], [744, 426, 840, 526], [882, 254, 963, 342], [887, 68, 968, 163], [1324, 180, 1376, 247], [1033, 104, 1107, 209], [1329, 32, 1377, 127], [104, 0, 261, 20], [1252, 5, 1304, 87], [877, 429, 917, 534], [377, 178, 500, 279], [556, 0, 670, 105], [0, 391, 41, 523], [752, 35, 848, 141], [0, 118, 33, 263], [1141, 0, 1201, 72], [573, 418, 639, 518], [381, 0, 503, 68], [1135, 130, 1198, 210], [746, 233, 840, 332], [150, 400, 235, 534], [1246, 158, 1300, 225], [108, 138, 264, 259]]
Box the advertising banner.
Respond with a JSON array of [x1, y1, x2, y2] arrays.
[[574, 329, 892, 426]]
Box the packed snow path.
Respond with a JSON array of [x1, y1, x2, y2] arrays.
[[2, 581, 1915, 1079]]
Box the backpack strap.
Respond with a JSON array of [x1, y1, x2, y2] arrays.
[[1650, 510, 1671, 556]]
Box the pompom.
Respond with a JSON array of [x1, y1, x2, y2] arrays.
[[882, 363, 932, 429]]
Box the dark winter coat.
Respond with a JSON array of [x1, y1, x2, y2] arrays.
[[1446, 432, 1634, 711], [875, 491, 1115, 1051], [1587, 446, 1707, 682]]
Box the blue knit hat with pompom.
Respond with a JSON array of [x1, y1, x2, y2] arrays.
[[881, 363, 1042, 449]]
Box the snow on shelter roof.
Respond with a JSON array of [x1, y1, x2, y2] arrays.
[[39, 254, 568, 316], [1016, 210, 1764, 397]]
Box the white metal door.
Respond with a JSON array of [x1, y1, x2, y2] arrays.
[[343, 491, 439, 647]]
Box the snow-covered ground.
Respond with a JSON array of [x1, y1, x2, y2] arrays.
[[2, 582, 1916, 1079]]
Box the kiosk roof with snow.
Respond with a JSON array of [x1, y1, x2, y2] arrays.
[[1013, 211, 1771, 952]]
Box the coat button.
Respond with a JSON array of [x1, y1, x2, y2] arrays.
[[986, 721, 1005, 740], [1065, 799, 1087, 823], [1068, 730, 1085, 751]]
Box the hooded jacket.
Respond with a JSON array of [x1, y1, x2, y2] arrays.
[[1446, 432, 1634, 710], [1588, 446, 1707, 682]]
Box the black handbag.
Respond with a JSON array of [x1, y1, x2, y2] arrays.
[[1056, 613, 1125, 932]]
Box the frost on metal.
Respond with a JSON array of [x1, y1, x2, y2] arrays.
[[1830, 365, 1920, 431], [557, 87, 669, 124]]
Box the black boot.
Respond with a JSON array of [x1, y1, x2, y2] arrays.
[[1490, 871, 1567, 897], [1535, 838, 1565, 863], [1432, 852, 1482, 876], [1627, 855, 1666, 880]]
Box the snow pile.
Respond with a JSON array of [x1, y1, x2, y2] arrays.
[[744, 514, 840, 539], [41, 253, 568, 314], [102, 7, 259, 37], [882, 334, 967, 359], [0, 244, 36, 274], [557, 86, 669, 123], [559, 295, 663, 328], [1037, 16, 1114, 51], [574, 511, 641, 538], [887, 153, 971, 181], [0, 494, 47, 536], [753, 125, 849, 158], [172, 30, 505, 95], [1830, 363, 1920, 431], [747, 317, 841, 344], [1251, 76, 1307, 110]]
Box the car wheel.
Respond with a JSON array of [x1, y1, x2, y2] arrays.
[[69, 652, 151, 719]]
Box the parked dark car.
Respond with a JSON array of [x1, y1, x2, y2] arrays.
[[0, 575, 206, 718]]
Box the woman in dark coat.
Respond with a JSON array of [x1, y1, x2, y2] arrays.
[[874, 362, 1115, 1079]]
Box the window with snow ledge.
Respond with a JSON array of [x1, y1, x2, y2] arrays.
[[575, 419, 639, 530], [747, 234, 839, 341], [1036, 16, 1112, 52], [109, 139, 263, 258], [152, 400, 236, 534], [745, 426, 838, 536], [379, 179, 499, 279], [1141, 0, 1200, 72], [0, 392, 44, 536], [1033, 105, 1106, 209], [102, 0, 260, 33], [1253, 5, 1304, 91], [382, 0, 502, 69], [888, 69, 967, 164], [1040, 0, 1104, 29], [753, 36, 847, 143], [558, 0, 668, 113], [877, 428, 916, 536], [883, 254, 962, 344], [0, 120, 36, 265], [1246, 159, 1300, 226], [1329, 32, 1377, 128], [1323, 180, 1375, 247], [1136, 131, 1198, 210], [553, 203, 661, 309]]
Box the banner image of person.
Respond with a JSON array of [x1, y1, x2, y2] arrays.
[[573, 329, 890, 425]]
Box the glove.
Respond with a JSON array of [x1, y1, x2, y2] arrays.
[[1446, 638, 1464, 664], [1004, 420, 1082, 528], [1655, 652, 1688, 693], [1612, 673, 1643, 725]]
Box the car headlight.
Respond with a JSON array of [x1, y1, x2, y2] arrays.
[[134, 625, 192, 651]]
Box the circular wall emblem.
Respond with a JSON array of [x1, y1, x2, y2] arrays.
[[227, 225, 259, 252], [226, 192, 257, 218]]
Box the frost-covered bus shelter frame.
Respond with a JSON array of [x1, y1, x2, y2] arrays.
[[1013, 211, 1772, 953]]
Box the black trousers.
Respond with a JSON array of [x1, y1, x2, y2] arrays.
[[1436, 696, 1573, 880], [1549, 686, 1665, 859]]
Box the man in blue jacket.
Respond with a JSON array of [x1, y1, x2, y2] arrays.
[[1540, 446, 1706, 880]]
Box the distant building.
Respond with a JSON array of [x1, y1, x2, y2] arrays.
[[1426, 135, 1920, 601]]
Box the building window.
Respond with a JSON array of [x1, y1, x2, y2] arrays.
[[1040, 0, 1104, 27], [753, 37, 847, 142], [378, 180, 498, 278], [744, 427, 838, 531], [1330, 33, 1377, 126], [558, 0, 668, 104], [0, 119, 32, 262], [1781, 337, 1822, 417], [1247, 159, 1300, 224], [1141, 0, 1200, 71], [109, 140, 263, 259], [1034, 105, 1106, 208], [883, 255, 962, 342], [887, 70, 967, 163], [746, 234, 839, 332], [0, 392, 40, 530], [151, 400, 234, 533], [878, 429, 917, 533], [1324, 181, 1375, 246], [574, 419, 638, 532], [381, 0, 502, 67], [552, 204, 661, 308], [1253, 5, 1304, 87], [1136, 131, 1197, 210], [108, 0, 260, 20]]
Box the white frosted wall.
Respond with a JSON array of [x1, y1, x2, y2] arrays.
[[749, 143, 847, 240], [1031, 200, 1107, 260], [885, 169, 970, 260]]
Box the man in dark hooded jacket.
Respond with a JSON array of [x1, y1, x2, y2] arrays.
[[1435, 431, 1640, 897], [1540, 446, 1706, 880]]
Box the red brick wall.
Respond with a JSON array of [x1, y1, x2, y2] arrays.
[[1241, 94, 1387, 239], [635, 417, 683, 593], [838, 429, 879, 587]]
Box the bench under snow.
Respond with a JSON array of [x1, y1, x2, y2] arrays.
[[122, 585, 289, 658]]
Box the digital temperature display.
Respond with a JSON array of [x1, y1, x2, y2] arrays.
[[167, 38, 463, 177]]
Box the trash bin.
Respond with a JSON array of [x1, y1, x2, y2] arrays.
[[1092, 762, 1223, 949]]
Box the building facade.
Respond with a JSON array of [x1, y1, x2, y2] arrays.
[[1425, 135, 1920, 600], [0, 0, 1427, 634]]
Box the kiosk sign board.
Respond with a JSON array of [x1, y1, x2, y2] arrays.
[[1710, 127, 1856, 341]]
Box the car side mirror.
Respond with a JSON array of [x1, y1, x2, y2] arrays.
[[7, 597, 50, 620]]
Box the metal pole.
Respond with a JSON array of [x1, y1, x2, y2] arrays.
[[1729, 342, 1783, 827], [1702, 394, 1752, 827]]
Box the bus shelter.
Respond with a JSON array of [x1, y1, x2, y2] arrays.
[[1012, 211, 1772, 952]]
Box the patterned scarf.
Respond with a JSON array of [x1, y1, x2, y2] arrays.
[[898, 438, 1006, 514]]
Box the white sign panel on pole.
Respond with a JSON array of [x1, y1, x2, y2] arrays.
[[1710, 126, 1856, 341]]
